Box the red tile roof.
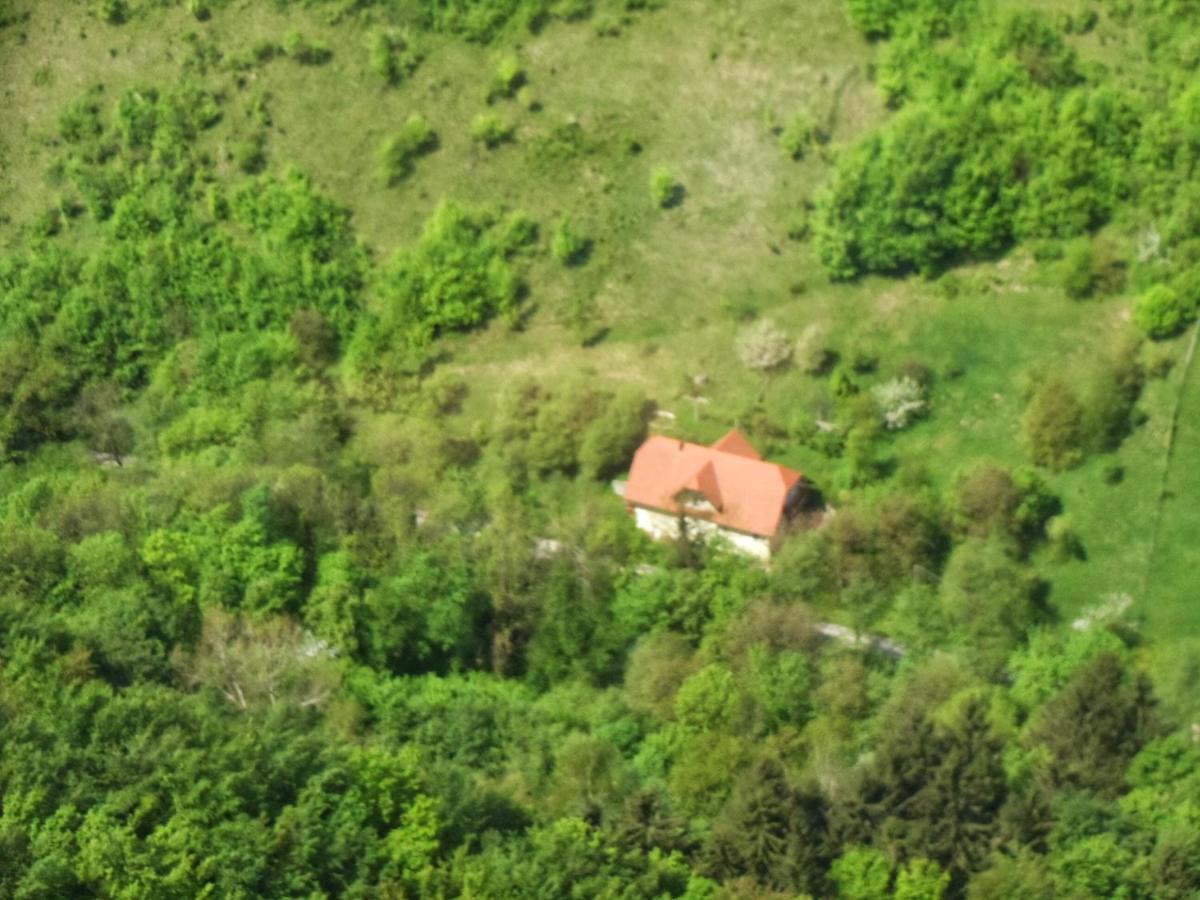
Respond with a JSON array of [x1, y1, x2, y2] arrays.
[[625, 430, 803, 538], [712, 429, 761, 459]]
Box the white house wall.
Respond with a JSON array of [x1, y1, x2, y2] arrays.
[[633, 506, 772, 560]]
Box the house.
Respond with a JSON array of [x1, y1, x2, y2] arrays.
[[623, 429, 818, 559]]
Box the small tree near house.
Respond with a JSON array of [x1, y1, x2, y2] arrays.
[[736, 318, 791, 398]]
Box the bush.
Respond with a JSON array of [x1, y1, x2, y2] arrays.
[[490, 56, 526, 100], [368, 29, 422, 86], [649, 166, 681, 208], [550, 216, 590, 266], [736, 319, 791, 375], [1023, 376, 1086, 469], [778, 112, 817, 160], [1134, 284, 1192, 339], [283, 31, 332, 66], [1062, 237, 1126, 299], [578, 388, 649, 479], [96, 0, 127, 25], [232, 134, 267, 175], [373, 201, 528, 349], [1061, 238, 1096, 299], [424, 0, 562, 43], [872, 376, 928, 429], [1083, 338, 1143, 450], [472, 112, 514, 148], [380, 115, 438, 185]]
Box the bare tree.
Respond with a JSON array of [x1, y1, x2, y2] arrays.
[[175, 607, 338, 711]]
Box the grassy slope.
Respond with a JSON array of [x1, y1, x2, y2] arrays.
[[0, 0, 1196, 639]]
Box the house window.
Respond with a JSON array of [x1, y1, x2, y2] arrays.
[[677, 489, 717, 515]]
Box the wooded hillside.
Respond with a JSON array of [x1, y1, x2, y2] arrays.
[[1, 0, 1199, 897]]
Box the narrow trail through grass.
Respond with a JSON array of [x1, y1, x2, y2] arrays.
[[1144, 322, 1200, 633]]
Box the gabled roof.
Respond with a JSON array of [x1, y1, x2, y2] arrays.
[[625, 430, 803, 538], [712, 429, 761, 459], [680, 460, 722, 510]]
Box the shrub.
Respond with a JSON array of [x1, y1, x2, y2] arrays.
[[550, 216, 589, 266], [472, 112, 514, 148], [374, 201, 527, 348], [1023, 376, 1086, 469], [1083, 338, 1143, 450], [779, 111, 816, 160], [491, 56, 526, 100], [1134, 284, 1191, 339], [283, 31, 332, 66], [232, 134, 267, 174], [1061, 238, 1096, 299], [578, 388, 649, 479], [958, 465, 1020, 538], [872, 376, 928, 429], [735, 319, 791, 375], [649, 165, 681, 208], [792, 321, 830, 374], [380, 115, 438, 185], [368, 29, 422, 86], [424, 0, 561, 43], [96, 0, 127, 25], [1062, 237, 1126, 299], [58, 90, 104, 143]]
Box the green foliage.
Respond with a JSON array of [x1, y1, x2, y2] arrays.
[[675, 663, 740, 732], [357, 547, 488, 674], [1134, 284, 1192, 339], [368, 29, 422, 85], [745, 647, 813, 732], [814, 104, 1017, 278], [778, 111, 817, 160], [367, 201, 529, 353], [702, 757, 828, 894], [1007, 627, 1128, 711], [416, 0, 610, 43], [816, 10, 1142, 278], [577, 387, 649, 479], [1023, 376, 1086, 470], [96, 0, 128, 25], [940, 539, 1047, 674], [472, 111, 514, 148], [2, 3, 1199, 897], [550, 215, 591, 266], [491, 55, 526, 99], [232, 132, 268, 174], [1060, 237, 1125, 300], [283, 30, 332, 66], [846, 0, 974, 38], [1025, 652, 1158, 795], [894, 858, 951, 899], [650, 165, 682, 208], [830, 845, 891, 899], [379, 114, 438, 185]]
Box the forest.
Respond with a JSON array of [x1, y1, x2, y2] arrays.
[[1, 0, 1199, 896]]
